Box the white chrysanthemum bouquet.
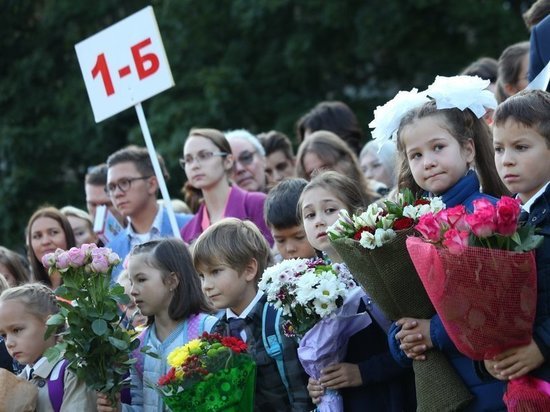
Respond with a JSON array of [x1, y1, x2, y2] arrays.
[[259, 258, 356, 338]]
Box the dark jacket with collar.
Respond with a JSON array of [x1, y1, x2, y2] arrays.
[[213, 294, 312, 412], [389, 171, 506, 411], [524, 184, 550, 381], [529, 14, 550, 88]]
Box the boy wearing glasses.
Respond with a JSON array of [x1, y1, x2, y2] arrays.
[[106, 145, 193, 281]]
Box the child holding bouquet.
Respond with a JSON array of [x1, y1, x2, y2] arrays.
[[488, 90, 550, 388], [96, 238, 218, 412], [192, 218, 313, 412], [0, 283, 97, 410], [374, 75, 508, 410], [300, 171, 416, 411]]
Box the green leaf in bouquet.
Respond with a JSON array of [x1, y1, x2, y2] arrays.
[[102, 311, 117, 321], [112, 292, 130, 305], [108, 336, 129, 350], [46, 313, 66, 327], [92, 318, 108, 336]]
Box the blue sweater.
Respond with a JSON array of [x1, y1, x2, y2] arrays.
[[389, 171, 506, 411]]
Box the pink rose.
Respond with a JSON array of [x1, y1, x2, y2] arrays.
[[67, 247, 86, 268], [90, 254, 109, 273], [437, 205, 468, 230], [442, 229, 469, 255], [495, 196, 521, 236], [56, 251, 72, 271], [41, 252, 56, 269], [415, 213, 442, 242], [80, 243, 98, 256], [465, 199, 496, 238]]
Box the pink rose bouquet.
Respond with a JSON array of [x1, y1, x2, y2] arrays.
[[407, 197, 545, 410], [42, 244, 138, 404]]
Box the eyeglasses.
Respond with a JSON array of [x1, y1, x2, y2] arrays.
[[236, 150, 256, 166], [105, 176, 152, 194], [179, 151, 227, 168]]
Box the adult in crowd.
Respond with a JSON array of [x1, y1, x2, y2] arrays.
[[0, 246, 30, 287], [225, 129, 268, 193], [295, 100, 364, 155], [60, 205, 100, 246], [106, 146, 193, 280], [257, 130, 296, 191], [496, 41, 530, 103], [295, 130, 378, 202], [26, 206, 76, 288], [180, 128, 273, 246], [524, 0, 550, 88], [84, 163, 126, 226], [359, 140, 398, 197]]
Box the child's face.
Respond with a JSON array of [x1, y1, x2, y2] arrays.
[[198, 262, 258, 316], [271, 225, 316, 260], [0, 300, 56, 366], [360, 150, 392, 188], [401, 116, 474, 195], [493, 120, 550, 203], [128, 254, 174, 318], [301, 187, 346, 256]]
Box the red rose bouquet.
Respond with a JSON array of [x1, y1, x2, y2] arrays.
[[157, 332, 255, 412], [406, 196, 546, 410]]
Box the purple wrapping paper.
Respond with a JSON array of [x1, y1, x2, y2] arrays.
[[297, 287, 371, 412]]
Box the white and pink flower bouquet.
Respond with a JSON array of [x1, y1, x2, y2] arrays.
[[41, 244, 139, 404], [259, 258, 370, 412], [406, 196, 542, 359]]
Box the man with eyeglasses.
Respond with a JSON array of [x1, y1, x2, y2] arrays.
[[84, 163, 126, 226], [105, 145, 193, 281], [225, 129, 268, 193]]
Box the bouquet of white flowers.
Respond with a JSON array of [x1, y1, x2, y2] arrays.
[[259, 258, 370, 412]]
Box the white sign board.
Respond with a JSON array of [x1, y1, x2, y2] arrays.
[[75, 6, 174, 122]]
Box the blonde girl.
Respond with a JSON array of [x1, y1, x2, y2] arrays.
[[0, 283, 96, 411]]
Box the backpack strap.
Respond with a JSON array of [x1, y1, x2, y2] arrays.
[[132, 327, 150, 380], [47, 359, 69, 412], [261, 302, 291, 398]]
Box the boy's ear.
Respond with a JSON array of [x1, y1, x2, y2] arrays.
[[242, 258, 258, 282]]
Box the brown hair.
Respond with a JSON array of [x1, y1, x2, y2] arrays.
[[107, 145, 169, 180], [298, 171, 371, 221], [396, 101, 509, 197], [129, 238, 213, 325], [0, 246, 30, 286], [192, 218, 270, 282], [493, 89, 550, 146], [182, 128, 233, 213], [495, 41, 530, 103], [26, 206, 76, 287], [296, 130, 377, 203]]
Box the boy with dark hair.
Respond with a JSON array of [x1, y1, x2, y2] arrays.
[[264, 178, 316, 261], [106, 146, 193, 280], [489, 89, 550, 383], [258, 130, 296, 190], [192, 218, 312, 412]]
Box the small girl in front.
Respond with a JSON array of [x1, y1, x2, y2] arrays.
[[299, 170, 416, 411], [0, 283, 96, 411], [96, 238, 218, 412], [380, 75, 509, 411]]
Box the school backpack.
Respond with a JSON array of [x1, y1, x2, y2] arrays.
[[261, 302, 291, 398], [47, 359, 68, 412]]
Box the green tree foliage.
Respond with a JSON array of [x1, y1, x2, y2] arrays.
[[0, 0, 531, 252]]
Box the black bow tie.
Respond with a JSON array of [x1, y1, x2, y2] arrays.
[[227, 317, 248, 338]]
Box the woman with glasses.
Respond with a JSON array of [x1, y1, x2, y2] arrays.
[[180, 128, 273, 246]]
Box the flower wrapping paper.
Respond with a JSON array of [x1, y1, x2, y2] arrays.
[[297, 286, 372, 412]]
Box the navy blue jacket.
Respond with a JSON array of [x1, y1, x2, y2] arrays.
[[389, 171, 506, 411], [529, 14, 550, 88], [344, 299, 416, 411], [525, 184, 550, 382]]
